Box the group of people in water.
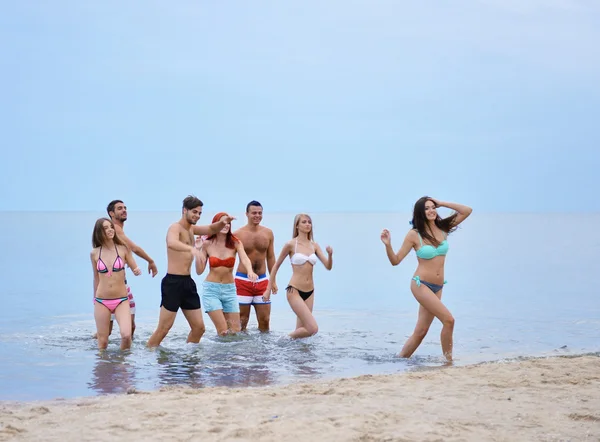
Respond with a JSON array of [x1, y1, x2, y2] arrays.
[[90, 196, 472, 361]]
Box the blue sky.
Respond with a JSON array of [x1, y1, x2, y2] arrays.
[[1, 1, 598, 212]]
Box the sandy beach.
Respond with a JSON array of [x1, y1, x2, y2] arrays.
[[1, 355, 599, 441]]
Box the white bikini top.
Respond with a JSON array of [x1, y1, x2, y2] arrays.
[[290, 239, 318, 266]]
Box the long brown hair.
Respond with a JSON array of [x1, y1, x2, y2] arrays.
[[292, 213, 314, 241], [411, 197, 457, 247], [92, 218, 127, 248]]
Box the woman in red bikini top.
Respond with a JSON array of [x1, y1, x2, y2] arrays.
[[91, 217, 141, 351], [195, 212, 257, 336]]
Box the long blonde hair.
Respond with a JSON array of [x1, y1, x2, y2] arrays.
[[292, 213, 313, 241]]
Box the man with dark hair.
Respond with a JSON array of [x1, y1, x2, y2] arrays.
[[147, 195, 235, 347], [92, 199, 158, 338], [233, 200, 276, 332]]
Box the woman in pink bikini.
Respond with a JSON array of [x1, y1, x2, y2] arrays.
[[91, 218, 141, 350], [380, 196, 472, 362], [266, 213, 333, 339]]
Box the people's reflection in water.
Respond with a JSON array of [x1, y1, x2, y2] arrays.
[[89, 351, 134, 395], [286, 340, 321, 377], [205, 360, 274, 388], [155, 348, 205, 389], [155, 339, 276, 389]]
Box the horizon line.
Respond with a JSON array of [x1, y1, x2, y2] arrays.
[[1, 209, 598, 215]]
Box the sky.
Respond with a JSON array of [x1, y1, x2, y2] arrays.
[[1, 0, 598, 212]]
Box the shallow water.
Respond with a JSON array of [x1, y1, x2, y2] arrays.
[[0, 211, 598, 401]]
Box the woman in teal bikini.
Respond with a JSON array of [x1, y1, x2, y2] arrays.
[[381, 197, 472, 362]]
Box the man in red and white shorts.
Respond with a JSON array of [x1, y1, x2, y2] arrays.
[[233, 201, 276, 332]]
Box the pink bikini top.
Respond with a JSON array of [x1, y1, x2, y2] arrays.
[[97, 245, 125, 276]]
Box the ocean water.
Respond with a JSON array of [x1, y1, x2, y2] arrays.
[[0, 211, 598, 401]]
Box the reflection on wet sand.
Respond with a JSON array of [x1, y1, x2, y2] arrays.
[[89, 351, 134, 395]]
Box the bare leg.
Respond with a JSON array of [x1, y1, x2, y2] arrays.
[[114, 302, 132, 350], [287, 291, 318, 339], [147, 307, 177, 348], [224, 312, 241, 334], [239, 304, 251, 331], [127, 287, 135, 337], [254, 303, 271, 332], [407, 283, 455, 361], [94, 303, 112, 350], [295, 314, 303, 332], [207, 310, 229, 336], [398, 304, 435, 358], [182, 309, 206, 343], [292, 295, 314, 331], [92, 320, 113, 340], [131, 314, 136, 338]]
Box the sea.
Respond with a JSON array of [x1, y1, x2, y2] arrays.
[[0, 211, 598, 401]]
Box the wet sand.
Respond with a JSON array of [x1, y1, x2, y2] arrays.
[[1, 355, 599, 441]]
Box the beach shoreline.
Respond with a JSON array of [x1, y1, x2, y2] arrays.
[[1, 354, 599, 441]]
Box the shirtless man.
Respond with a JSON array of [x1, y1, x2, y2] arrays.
[[147, 195, 235, 348], [232, 200, 276, 332], [105, 199, 158, 337]]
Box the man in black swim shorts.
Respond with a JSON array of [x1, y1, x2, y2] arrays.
[[147, 195, 235, 347]]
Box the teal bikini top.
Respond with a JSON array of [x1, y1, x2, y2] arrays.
[[415, 231, 449, 260]]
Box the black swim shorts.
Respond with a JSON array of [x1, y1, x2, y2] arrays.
[[160, 274, 201, 312]]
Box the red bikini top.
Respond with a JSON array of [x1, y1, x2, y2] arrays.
[[208, 256, 236, 268]]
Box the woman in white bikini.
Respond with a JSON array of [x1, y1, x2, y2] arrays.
[[266, 213, 333, 339]]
